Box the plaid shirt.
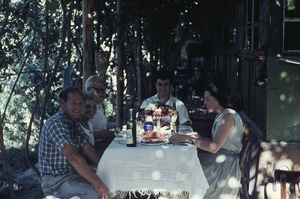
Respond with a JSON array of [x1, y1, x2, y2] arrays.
[[38, 108, 89, 176]]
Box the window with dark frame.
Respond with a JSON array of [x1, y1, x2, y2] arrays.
[[241, 0, 271, 52], [283, 0, 300, 52]]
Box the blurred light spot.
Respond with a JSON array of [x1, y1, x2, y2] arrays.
[[215, 154, 226, 163], [132, 171, 141, 180], [179, 155, 188, 163], [280, 71, 288, 79], [294, 163, 300, 170], [279, 141, 288, 146], [217, 179, 226, 188], [280, 94, 286, 101], [228, 177, 240, 188], [186, 159, 194, 168], [155, 150, 164, 159], [151, 171, 161, 180], [190, 194, 202, 199], [175, 172, 187, 181]]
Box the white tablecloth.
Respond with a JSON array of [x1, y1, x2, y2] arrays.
[[96, 138, 209, 199]]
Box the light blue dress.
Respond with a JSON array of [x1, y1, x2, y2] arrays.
[[198, 108, 243, 199]]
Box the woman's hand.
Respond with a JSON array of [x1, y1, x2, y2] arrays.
[[186, 132, 200, 139], [169, 134, 191, 144]]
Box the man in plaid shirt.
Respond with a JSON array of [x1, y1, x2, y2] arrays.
[[38, 86, 111, 199]]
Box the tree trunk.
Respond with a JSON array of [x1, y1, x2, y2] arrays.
[[136, 0, 142, 107], [0, 6, 38, 196], [0, 116, 14, 198], [82, 0, 95, 89], [116, 0, 125, 128]]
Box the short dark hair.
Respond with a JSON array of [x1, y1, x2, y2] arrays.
[[59, 86, 83, 102], [155, 69, 174, 84]]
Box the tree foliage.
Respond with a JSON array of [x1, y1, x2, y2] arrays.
[[0, 0, 204, 196]]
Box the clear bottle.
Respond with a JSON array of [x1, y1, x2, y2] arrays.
[[126, 109, 137, 147]]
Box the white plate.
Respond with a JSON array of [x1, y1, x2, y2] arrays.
[[140, 141, 166, 146], [169, 142, 190, 146]]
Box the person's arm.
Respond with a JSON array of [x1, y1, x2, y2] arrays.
[[176, 101, 192, 125], [82, 142, 101, 164], [186, 132, 212, 141], [62, 144, 111, 198], [169, 114, 235, 153], [94, 129, 116, 139], [181, 121, 191, 125]]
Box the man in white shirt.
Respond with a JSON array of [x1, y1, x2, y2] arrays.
[[85, 75, 117, 157], [140, 69, 191, 126]]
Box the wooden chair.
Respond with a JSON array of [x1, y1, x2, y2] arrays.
[[239, 133, 251, 199], [274, 169, 300, 199], [237, 122, 253, 199]]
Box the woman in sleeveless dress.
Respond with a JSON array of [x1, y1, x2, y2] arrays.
[[169, 83, 243, 199]]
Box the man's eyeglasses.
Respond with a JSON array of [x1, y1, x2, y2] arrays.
[[90, 87, 106, 93]]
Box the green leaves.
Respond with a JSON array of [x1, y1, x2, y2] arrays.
[[47, 0, 60, 13]]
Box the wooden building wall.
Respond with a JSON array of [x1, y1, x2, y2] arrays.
[[202, 0, 300, 198]]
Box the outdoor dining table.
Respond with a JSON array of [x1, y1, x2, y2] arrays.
[[96, 130, 209, 199]]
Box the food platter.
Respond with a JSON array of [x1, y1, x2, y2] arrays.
[[137, 101, 178, 125], [139, 130, 170, 144], [140, 141, 166, 146]]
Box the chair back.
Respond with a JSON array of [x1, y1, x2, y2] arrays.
[[274, 170, 300, 199], [239, 123, 252, 199]]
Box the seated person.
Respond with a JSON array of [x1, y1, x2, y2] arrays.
[[139, 69, 191, 128], [38, 86, 110, 199], [169, 83, 243, 199], [79, 92, 98, 145], [84, 75, 119, 155]]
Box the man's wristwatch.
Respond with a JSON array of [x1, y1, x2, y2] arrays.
[[191, 138, 197, 145]]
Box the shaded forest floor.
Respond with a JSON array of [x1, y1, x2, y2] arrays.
[[0, 166, 41, 199]]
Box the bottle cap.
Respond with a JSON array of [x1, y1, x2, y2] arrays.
[[145, 116, 153, 122]]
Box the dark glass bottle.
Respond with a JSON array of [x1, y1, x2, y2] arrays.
[[126, 109, 137, 147], [171, 100, 179, 134]]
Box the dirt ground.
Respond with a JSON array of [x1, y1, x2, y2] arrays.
[[1, 168, 42, 199], [14, 184, 42, 199]]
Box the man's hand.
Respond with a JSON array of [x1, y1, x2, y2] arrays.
[[62, 144, 111, 198], [95, 182, 111, 199]]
